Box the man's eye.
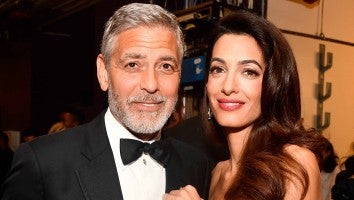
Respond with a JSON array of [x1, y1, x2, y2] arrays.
[[158, 63, 176, 75], [127, 63, 137, 68], [120, 62, 141, 73], [162, 63, 172, 70]]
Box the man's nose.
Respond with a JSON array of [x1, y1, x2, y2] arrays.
[[140, 67, 158, 93]]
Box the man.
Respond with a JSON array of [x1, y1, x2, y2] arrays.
[[48, 109, 80, 134], [1, 3, 211, 200], [0, 131, 13, 186], [164, 115, 230, 166]]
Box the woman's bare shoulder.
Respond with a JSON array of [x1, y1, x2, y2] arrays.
[[284, 144, 321, 200], [285, 145, 318, 167], [209, 160, 232, 200], [212, 160, 228, 177]]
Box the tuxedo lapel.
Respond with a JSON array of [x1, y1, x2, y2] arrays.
[[76, 110, 124, 200], [75, 150, 123, 200], [165, 140, 187, 193], [164, 138, 211, 199]]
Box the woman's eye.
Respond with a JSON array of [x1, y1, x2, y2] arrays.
[[209, 66, 224, 74], [243, 69, 260, 77]]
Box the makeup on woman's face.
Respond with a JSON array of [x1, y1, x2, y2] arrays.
[[207, 34, 265, 130]]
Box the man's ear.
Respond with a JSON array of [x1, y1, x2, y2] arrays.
[[96, 54, 109, 91]]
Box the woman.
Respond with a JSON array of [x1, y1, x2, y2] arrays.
[[319, 136, 340, 200], [164, 10, 322, 200]]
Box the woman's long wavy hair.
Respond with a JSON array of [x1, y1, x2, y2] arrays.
[[201, 10, 322, 200]]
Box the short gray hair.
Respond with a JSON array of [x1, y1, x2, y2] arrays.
[[100, 3, 184, 65]]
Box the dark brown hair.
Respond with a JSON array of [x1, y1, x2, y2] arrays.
[[201, 10, 322, 200], [319, 136, 338, 173]]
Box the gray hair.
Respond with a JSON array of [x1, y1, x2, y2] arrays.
[[100, 3, 184, 65]]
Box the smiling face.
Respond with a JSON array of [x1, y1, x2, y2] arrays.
[[97, 26, 180, 135], [207, 34, 265, 132]]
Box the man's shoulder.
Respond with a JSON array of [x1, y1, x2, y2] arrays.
[[167, 137, 203, 152], [27, 111, 105, 153], [165, 116, 202, 135], [166, 137, 210, 164], [25, 124, 85, 154], [164, 116, 205, 145]]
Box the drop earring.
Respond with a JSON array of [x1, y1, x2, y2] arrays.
[[208, 107, 212, 120]]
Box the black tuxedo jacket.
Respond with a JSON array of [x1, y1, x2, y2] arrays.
[[1, 110, 212, 200]]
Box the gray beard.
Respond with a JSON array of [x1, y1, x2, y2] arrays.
[[107, 84, 177, 135]]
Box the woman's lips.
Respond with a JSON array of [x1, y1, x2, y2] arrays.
[[217, 99, 244, 111]]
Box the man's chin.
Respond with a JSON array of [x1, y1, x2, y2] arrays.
[[124, 118, 164, 133], [126, 124, 162, 136]]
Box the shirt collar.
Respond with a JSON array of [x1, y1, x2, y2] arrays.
[[105, 108, 163, 169]]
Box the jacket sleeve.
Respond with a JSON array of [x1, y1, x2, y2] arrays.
[[201, 157, 213, 200], [1, 143, 45, 200]]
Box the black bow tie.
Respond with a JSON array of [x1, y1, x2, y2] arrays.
[[120, 138, 171, 167]]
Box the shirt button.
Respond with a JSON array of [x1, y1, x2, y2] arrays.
[[143, 159, 147, 165]]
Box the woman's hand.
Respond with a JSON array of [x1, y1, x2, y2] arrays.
[[163, 185, 203, 200]]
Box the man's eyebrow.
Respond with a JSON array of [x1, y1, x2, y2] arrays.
[[116, 53, 146, 65], [159, 55, 178, 64], [123, 53, 146, 59], [116, 54, 179, 67]]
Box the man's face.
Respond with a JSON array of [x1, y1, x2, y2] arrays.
[[97, 26, 180, 135]]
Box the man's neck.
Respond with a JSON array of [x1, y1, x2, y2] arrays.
[[130, 131, 161, 141]]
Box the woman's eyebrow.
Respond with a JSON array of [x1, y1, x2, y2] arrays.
[[211, 57, 263, 70], [238, 59, 263, 69], [210, 57, 226, 64]]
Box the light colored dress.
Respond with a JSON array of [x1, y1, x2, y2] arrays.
[[321, 166, 341, 200]]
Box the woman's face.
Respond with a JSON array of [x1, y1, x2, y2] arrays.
[[207, 34, 265, 131]]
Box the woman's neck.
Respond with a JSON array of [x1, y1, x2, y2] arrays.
[[225, 126, 252, 167]]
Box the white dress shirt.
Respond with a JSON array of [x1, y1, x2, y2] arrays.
[[105, 109, 166, 200]]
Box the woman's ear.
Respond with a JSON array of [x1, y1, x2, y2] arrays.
[[96, 54, 109, 91]]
